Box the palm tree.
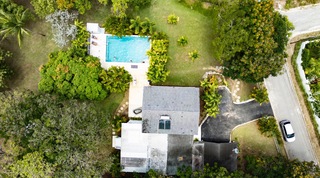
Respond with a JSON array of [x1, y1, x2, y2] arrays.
[[129, 16, 142, 35], [0, 8, 30, 47]]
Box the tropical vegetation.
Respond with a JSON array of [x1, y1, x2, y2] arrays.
[[0, 48, 12, 89], [0, 91, 114, 177], [0, 0, 32, 47], [147, 33, 170, 84], [251, 84, 269, 104], [200, 76, 222, 117], [212, 0, 293, 83], [167, 13, 179, 25], [177, 36, 188, 46], [100, 66, 132, 93], [188, 50, 199, 62], [257, 116, 283, 145], [301, 41, 320, 118]]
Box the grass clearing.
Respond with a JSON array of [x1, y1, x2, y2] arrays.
[[231, 121, 284, 168], [137, 0, 218, 86]]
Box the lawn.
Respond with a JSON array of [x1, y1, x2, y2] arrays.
[[137, 0, 219, 86], [231, 121, 284, 168]]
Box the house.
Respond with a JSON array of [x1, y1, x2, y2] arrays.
[[119, 86, 200, 175]]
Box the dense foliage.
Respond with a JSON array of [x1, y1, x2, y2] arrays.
[[0, 0, 31, 47], [30, 0, 56, 19], [103, 16, 154, 37], [250, 85, 269, 104], [212, 0, 293, 83], [100, 66, 132, 93], [0, 91, 113, 177], [245, 155, 320, 178], [147, 33, 170, 84], [257, 116, 283, 145], [200, 76, 222, 117], [301, 41, 320, 118], [0, 48, 12, 89], [39, 21, 108, 100]]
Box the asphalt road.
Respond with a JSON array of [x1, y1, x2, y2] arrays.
[[280, 4, 320, 37], [265, 65, 317, 163]]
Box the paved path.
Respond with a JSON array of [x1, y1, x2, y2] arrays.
[[280, 4, 320, 37], [201, 87, 274, 143], [265, 65, 318, 163]]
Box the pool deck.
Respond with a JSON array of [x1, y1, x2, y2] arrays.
[[87, 29, 150, 118]]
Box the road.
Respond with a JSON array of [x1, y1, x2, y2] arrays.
[[265, 65, 317, 163], [280, 4, 320, 37], [264, 3, 320, 164]]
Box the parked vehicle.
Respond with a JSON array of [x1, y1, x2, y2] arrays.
[[280, 119, 295, 142]]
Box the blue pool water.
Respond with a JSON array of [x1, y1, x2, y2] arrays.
[[106, 36, 150, 63]]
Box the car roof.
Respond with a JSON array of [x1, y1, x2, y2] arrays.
[[284, 122, 294, 135]]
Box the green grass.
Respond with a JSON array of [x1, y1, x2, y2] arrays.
[[231, 121, 282, 158], [137, 0, 218, 86]]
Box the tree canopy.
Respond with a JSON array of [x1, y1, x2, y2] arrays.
[[0, 91, 113, 177], [212, 0, 293, 83], [0, 48, 12, 89]]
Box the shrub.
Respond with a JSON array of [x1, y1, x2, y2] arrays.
[[0, 48, 13, 89], [200, 76, 222, 117], [167, 13, 179, 24], [188, 50, 200, 62], [251, 84, 269, 104], [257, 116, 283, 145], [177, 36, 188, 46], [100, 66, 132, 93], [147, 36, 170, 84]]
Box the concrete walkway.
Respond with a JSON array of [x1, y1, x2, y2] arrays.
[[201, 87, 274, 143]]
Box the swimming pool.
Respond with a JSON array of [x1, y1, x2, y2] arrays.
[[106, 36, 150, 63]]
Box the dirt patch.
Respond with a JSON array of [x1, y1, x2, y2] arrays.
[[287, 32, 320, 163]]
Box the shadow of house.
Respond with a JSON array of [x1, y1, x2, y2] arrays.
[[201, 87, 274, 142], [192, 141, 238, 172]]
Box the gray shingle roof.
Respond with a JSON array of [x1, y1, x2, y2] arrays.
[[142, 86, 200, 135]]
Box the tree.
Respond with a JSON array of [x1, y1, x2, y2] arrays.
[[212, 0, 292, 83], [9, 152, 55, 178], [30, 0, 56, 19], [111, 0, 129, 18], [0, 48, 12, 89], [245, 155, 320, 178], [45, 10, 78, 48], [0, 8, 31, 47], [56, 0, 91, 14], [0, 91, 114, 177], [129, 16, 142, 34], [100, 66, 132, 93], [250, 84, 269, 104], [200, 76, 222, 118]]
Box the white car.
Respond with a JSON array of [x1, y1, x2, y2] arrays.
[[280, 120, 295, 142]]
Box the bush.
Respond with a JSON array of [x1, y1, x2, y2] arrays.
[[167, 13, 179, 24], [147, 35, 170, 84], [177, 36, 188, 46], [0, 48, 13, 89], [257, 116, 283, 145], [188, 50, 200, 62], [251, 84, 269, 104], [100, 66, 132, 93], [200, 76, 222, 117]]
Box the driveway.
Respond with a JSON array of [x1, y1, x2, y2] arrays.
[[201, 87, 274, 143]]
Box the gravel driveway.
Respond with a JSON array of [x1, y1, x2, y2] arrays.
[[201, 87, 274, 143]]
